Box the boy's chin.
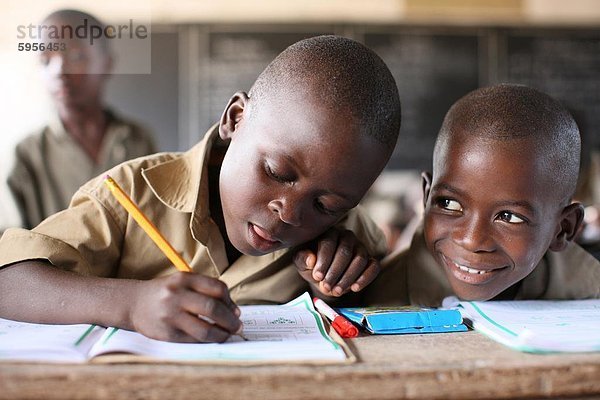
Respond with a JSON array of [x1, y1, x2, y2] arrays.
[[240, 245, 270, 257], [450, 283, 500, 302], [230, 235, 282, 257], [229, 238, 265, 257]]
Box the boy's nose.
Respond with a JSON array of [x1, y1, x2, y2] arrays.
[[268, 199, 302, 227], [452, 214, 497, 253]]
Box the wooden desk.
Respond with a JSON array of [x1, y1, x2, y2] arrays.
[[1, 331, 600, 400]]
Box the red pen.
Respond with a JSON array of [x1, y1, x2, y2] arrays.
[[313, 297, 359, 338]]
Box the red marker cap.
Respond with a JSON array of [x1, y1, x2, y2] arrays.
[[332, 315, 359, 338]]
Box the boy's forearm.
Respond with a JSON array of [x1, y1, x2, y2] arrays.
[[0, 261, 139, 329]]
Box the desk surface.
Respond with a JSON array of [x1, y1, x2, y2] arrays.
[[1, 331, 600, 400]]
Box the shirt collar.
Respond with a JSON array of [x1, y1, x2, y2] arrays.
[[141, 124, 223, 248], [141, 124, 219, 215], [48, 108, 131, 143], [140, 123, 290, 275], [48, 111, 68, 138]]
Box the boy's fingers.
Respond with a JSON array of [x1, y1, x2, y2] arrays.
[[183, 273, 239, 314], [330, 254, 369, 296], [350, 258, 381, 292], [175, 312, 232, 343], [293, 249, 317, 272], [180, 292, 242, 335], [314, 230, 339, 281], [322, 234, 356, 292]]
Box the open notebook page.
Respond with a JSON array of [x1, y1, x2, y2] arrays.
[[0, 293, 348, 364], [460, 299, 600, 353], [0, 319, 105, 363], [88, 292, 348, 363]]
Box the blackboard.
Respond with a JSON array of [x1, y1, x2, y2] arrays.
[[364, 30, 480, 170], [502, 29, 600, 162], [194, 28, 481, 172], [119, 26, 600, 173]]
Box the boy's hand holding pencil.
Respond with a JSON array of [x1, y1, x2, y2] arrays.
[[104, 175, 243, 343], [129, 273, 243, 343], [293, 228, 380, 297]]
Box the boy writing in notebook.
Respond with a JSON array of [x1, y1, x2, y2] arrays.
[[0, 36, 401, 342], [365, 84, 600, 307]]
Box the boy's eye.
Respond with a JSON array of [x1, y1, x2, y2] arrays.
[[436, 198, 462, 212], [314, 199, 338, 216], [496, 211, 526, 224], [264, 162, 292, 184]]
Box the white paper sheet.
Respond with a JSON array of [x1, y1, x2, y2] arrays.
[[0, 319, 105, 362], [459, 299, 600, 353]]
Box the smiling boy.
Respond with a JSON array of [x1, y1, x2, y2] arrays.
[[365, 84, 600, 307], [0, 35, 400, 343]]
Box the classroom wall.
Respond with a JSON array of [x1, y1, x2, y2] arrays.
[[1, 0, 599, 186], [100, 24, 600, 172], [3, 0, 598, 162]]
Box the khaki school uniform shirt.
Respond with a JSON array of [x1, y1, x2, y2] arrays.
[[364, 225, 600, 307], [0, 125, 386, 305], [7, 110, 156, 229]]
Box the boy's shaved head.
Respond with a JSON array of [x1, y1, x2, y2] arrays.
[[248, 35, 401, 151], [435, 84, 581, 201]]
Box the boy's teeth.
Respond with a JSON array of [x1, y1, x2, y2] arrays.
[[457, 264, 489, 274]]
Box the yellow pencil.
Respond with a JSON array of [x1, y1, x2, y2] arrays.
[[103, 175, 192, 273], [103, 175, 248, 340]]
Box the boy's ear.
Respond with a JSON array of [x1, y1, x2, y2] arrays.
[[549, 202, 585, 252], [219, 91, 249, 140], [421, 171, 433, 209]]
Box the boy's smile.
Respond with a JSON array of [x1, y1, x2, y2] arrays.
[[440, 254, 510, 286], [423, 135, 567, 301], [216, 90, 390, 258]]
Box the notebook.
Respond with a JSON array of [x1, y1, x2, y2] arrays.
[[0, 293, 354, 364], [458, 299, 600, 353]]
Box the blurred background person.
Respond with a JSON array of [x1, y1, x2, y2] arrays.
[[0, 186, 22, 234], [574, 112, 600, 260], [7, 9, 156, 229]]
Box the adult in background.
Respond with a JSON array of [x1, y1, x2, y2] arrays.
[[7, 9, 156, 229]]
